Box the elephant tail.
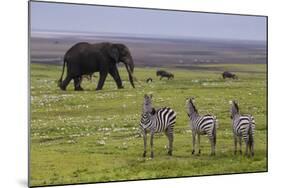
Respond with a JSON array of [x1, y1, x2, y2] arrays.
[[57, 59, 66, 87]]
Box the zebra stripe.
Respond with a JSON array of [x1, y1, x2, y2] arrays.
[[231, 101, 255, 157], [140, 107, 176, 133], [186, 98, 217, 155], [194, 115, 216, 135], [140, 94, 176, 158]]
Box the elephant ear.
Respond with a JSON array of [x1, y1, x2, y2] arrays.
[[109, 45, 119, 63]]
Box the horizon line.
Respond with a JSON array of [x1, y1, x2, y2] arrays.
[[30, 28, 266, 43]]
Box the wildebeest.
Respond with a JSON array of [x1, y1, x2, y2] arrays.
[[222, 71, 238, 79], [156, 70, 174, 80], [75, 74, 97, 88], [146, 77, 153, 83], [82, 73, 98, 81]]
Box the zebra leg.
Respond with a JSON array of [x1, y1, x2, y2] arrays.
[[143, 130, 147, 157], [168, 133, 173, 156], [209, 135, 215, 156], [251, 138, 255, 157], [150, 132, 154, 158], [239, 136, 242, 155], [245, 137, 249, 157], [192, 132, 196, 155], [234, 135, 238, 155], [197, 134, 201, 155], [166, 128, 173, 156]]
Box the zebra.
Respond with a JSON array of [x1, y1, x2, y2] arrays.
[[140, 94, 176, 158], [230, 101, 255, 157], [146, 77, 153, 83], [186, 98, 217, 155]]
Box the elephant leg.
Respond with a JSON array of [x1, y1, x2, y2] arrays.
[[96, 71, 108, 90], [109, 68, 123, 89], [60, 75, 72, 90], [74, 76, 84, 91]]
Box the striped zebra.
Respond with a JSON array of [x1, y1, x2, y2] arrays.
[[140, 94, 176, 158], [230, 101, 255, 157], [186, 98, 217, 155]]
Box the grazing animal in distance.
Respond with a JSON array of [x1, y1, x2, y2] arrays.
[[146, 78, 153, 83], [140, 94, 176, 158], [156, 70, 174, 80], [82, 73, 98, 81], [74, 74, 97, 89], [186, 98, 218, 155], [230, 101, 255, 157], [222, 71, 238, 79]]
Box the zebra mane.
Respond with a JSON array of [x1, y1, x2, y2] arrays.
[[151, 107, 156, 115], [233, 101, 239, 113], [189, 99, 198, 114]]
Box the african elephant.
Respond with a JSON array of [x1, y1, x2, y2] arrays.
[[58, 42, 136, 91]]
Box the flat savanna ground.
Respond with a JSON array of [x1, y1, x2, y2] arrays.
[[30, 63, 267, 186]]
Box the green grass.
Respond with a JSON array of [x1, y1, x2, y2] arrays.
[[30, 63, 267, 186]]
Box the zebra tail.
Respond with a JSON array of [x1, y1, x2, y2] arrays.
[[213, 116, 218, 145], [248, 117, 254, 150]]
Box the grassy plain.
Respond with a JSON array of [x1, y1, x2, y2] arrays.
[[30, 63, 267, 186]]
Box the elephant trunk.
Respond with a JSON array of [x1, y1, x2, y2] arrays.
[[125, 63, 135, 88], [124, 54, 139, 88]]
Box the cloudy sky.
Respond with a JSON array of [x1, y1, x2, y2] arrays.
[[30, 1, 267, 41]]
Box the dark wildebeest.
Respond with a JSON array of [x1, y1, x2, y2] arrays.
[[75, 73, 98, 88], [156, 70, 174, 80], [82, 73, 95, 81], [222, 71, 238, 79], [146, 78, 153, 83]]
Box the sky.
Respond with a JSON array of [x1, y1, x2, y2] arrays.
[[30, 1, 267, 41]]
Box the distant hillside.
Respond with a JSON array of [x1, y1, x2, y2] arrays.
[[30, 31, 267, 67]]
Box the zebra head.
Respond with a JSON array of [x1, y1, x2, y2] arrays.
[[186, 97, 198, 118], [143, 94, 153, 114], [230, 100, 239, 119]]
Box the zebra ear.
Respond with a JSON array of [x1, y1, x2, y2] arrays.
[[151, 107, 156, 115], [149, 94, 153, 99]]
